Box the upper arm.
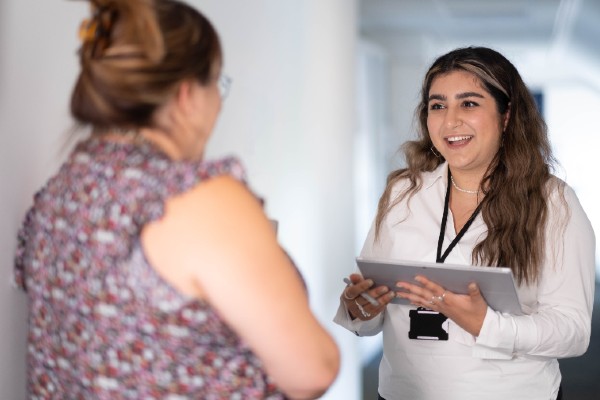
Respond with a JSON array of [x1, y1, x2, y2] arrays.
[[142, 176, 339, 396]]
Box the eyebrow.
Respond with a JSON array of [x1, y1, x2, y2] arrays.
[[428, 91, 485, 102]]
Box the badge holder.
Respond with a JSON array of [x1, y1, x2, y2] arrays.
[[408, 307, 449, 340]]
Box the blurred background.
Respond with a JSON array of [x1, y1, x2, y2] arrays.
[[0, 0, 598, 399]]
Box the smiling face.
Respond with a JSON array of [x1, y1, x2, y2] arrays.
[[427, 70, 508, 180]]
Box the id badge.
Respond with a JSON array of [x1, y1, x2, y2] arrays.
[[408, 307, 449, 340]]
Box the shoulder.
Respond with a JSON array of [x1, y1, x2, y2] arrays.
[[141, 173, 274, 295], [169, 174, 263, 225], [196, 156, 248, 183], [545, 176, 593, 233], [546, 176, 580, 211], [167, 173, 268, 257], [143, 154, 266, 247]]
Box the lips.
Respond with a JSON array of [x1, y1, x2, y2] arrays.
[[446, 135, 473, 145]]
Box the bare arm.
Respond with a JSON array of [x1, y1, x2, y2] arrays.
[[142, 176, 339, 399]]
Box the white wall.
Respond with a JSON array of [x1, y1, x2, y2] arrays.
[[0, 1, 362, 398]]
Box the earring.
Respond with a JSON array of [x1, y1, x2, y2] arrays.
[[430, 146, 441, 158]]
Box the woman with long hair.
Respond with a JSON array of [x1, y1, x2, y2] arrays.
[[335, 46, 595, 400]]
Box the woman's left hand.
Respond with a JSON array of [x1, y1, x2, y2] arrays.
[[395, 275, 488, 336]]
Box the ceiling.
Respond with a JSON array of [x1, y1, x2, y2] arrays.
[[359, 0, 600, 62]]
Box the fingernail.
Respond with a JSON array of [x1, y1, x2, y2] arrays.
[[388, 292, 396, 299]]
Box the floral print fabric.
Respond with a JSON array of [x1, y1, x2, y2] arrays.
[[14, 138, 285, 399]]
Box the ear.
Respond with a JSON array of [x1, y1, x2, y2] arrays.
[[174, 80, 196, 115], [502, 102, 511, 131]]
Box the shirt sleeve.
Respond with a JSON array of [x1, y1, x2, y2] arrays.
[[473, 185, 596, 359], [333, 300, 385, 336], [333, 218, 386, 336]]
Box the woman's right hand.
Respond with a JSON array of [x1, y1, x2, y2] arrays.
[[341, 273, 396, 321]]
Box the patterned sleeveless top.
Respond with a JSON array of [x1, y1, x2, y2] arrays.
[[14, 138, 286, 399]]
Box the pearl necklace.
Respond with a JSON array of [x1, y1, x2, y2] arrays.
[[450, 175, 480, 195]]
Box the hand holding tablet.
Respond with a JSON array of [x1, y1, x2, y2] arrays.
[[356, 257, 523, 315]]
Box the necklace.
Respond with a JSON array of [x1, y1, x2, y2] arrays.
[[450, 175, 479, 195]]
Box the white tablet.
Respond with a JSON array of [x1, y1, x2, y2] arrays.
[[356, 257, 523, 315]]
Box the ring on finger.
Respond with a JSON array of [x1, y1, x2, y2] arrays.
[[435, 291, 447, 303], [354, 299, 371, 318], [343, 290, 356, 301]]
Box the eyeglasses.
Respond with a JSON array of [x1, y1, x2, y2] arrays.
[[218, 74, 232, 100]]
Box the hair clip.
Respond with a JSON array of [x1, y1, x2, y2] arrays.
[[77, 6, 117, 58], [78, 18, 98, 43]]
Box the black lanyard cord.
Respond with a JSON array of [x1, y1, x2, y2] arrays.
[[436, 168, 482, 263]]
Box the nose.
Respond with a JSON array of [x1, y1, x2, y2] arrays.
[[444, 107, 462, 129]]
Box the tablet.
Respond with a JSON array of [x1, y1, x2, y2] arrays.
[[356, 257, 523, 315]]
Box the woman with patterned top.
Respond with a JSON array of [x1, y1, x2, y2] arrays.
[[14, 0, 339, 398]]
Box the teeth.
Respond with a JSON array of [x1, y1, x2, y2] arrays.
[[447, 136, 472, 142]]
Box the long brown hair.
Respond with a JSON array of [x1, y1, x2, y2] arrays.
[[71, 0, 222, 130], [376, 46, 559, 285]]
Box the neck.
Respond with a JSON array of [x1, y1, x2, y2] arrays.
[[450, 175, 480, 195], [448, 168, 482, 196]]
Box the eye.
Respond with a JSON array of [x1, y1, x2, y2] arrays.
[[462, 100, 478, 108], [429, 102, 445, 111]]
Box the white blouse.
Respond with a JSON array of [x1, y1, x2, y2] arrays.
[[334, 163, 596, 400]]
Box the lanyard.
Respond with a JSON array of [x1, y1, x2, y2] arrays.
[[436, 168, 482, 263]]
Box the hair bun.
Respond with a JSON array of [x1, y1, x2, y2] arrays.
[[78, 5, 117, 59], [72, 0, 221, 129]]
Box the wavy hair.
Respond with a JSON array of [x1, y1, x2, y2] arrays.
[[71, 0, 222, 130], [375, 46, 559, 285]]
